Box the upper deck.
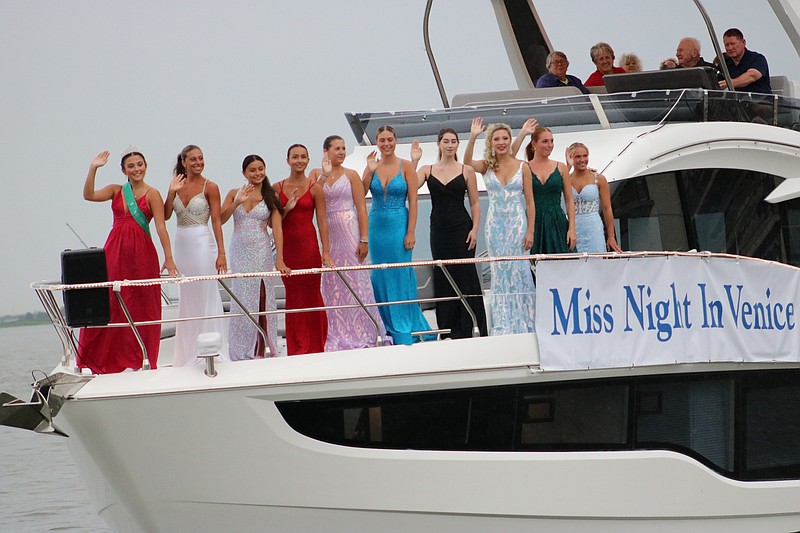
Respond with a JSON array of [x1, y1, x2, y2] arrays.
[[347, 85, 800, 147]]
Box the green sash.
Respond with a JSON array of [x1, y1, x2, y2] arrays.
[[122, 182, 151, 236]]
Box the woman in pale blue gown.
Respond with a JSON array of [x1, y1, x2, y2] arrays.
[[464, 118, 537, 335], [567, 143, 622, 253], [221, 154, 290, 359], [361, 126, 433, 345]]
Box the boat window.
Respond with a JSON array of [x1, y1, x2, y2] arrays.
[[611, 169, 800, 264], [636, 378, 734, 472], [518, 384, 629, 447], [741, 373, 800, 480], [276, 370, 800, 481]]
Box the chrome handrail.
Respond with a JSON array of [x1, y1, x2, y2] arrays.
[[35, 252, 767, 372]]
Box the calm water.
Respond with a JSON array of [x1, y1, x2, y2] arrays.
[[0, 324, 110, 533]]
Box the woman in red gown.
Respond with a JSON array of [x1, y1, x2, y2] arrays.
[[274, 144, 331, 355], [78, 150, 178, 373]]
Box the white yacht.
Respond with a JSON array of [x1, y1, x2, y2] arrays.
[[4, 1, 800, 532]]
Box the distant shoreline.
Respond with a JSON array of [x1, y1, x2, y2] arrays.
[[0, 313, 51, 329]]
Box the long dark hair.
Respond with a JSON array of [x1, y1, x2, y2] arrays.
[[121, 151, 146, 170], [286, 143, 308, 158], [242, 154, 283, 216], [174, 144, 201, 176], [437, 127, 459, 161]]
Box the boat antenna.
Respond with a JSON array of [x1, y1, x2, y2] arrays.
[[691, 0, 734, 91], [423, 0, 450, 108], [65, 223, 90, 249]]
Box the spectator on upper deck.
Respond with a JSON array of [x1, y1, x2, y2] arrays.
[[619, 53, 643, 73], [660, 57, 678, 70], [584, 42, 626, 87], [676, 37, 717, 70], [536, 51, 590, 94], [719, 28, 771, 94]]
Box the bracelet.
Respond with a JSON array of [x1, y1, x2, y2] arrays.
[[359, 238, 368, 243]]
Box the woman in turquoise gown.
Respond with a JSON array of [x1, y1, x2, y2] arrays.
[[361, 126, 433, 345]]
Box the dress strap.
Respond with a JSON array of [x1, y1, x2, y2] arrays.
[[593, 171, 598, 184]]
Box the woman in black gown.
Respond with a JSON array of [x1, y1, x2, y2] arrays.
[[417, 128, 488, 338]]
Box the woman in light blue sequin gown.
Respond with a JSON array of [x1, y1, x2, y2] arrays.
[[465, 118, 537, 335], [221, 155, 290, 359], [361, 126, 433, 345], [567, 143, 622, 253]]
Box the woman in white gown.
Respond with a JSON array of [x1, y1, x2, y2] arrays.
[[165, 144, 230, 365]]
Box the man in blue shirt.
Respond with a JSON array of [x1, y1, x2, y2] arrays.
[[535, 51, 590, 94], [718, 28, 771, 94]]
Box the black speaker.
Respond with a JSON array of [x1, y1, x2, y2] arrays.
[[61, 248, 110, 327]]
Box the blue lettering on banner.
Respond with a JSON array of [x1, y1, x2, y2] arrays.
[[550, 288, 613, 336], [547, 281, 795, 340]]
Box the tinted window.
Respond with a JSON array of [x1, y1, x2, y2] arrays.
[[610, 170, 800, 265], [276, 370, 800, 481]]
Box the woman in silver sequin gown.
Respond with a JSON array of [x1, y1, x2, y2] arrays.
[[221, 155, 289, 359]]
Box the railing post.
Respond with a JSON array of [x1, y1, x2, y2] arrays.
[[113, 282, 150, 370], [437, 261, 481, 337], [217, 279, 272, 357], [334, 270, 386, 346]]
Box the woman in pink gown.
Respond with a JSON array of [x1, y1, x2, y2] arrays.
[[309, 135, 388, 350], [78, 149, 178, 374]]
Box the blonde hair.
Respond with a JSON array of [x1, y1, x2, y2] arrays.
[[483, 123, 512, 171], [567, 142, 588, 157], [619, 53, 643, 72]]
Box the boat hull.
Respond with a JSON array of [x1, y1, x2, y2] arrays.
[[57, 341, 800, 533]]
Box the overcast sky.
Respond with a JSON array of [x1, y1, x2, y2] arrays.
[[2, 0, 799, 316]]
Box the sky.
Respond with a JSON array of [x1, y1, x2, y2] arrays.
[[2, 0, 799, 316]]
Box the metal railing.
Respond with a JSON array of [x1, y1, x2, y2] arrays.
[[33, 256, 532, 373]]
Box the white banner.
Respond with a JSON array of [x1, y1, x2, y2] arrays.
[[534, 254, 800, 370]]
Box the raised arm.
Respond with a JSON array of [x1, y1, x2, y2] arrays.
[[164, 174, 185, 220], [521, 163, 535, 251], [560, 162, 577, 250], [402, 159, 419, 251], [464, 117, 489, 175], [83, 151, 119, 202], [312, 185, 332, 266], [206, 181, 227, 273], [147, 188, 179, 276], [464, 165, 481, 250], [511, 118, 538, 159], [347, 170, 370, 263], [220, 184, 254, 224], [410, 139, 422, 170], [361, 151, 379, 195], [597, 173, 622, 252]]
